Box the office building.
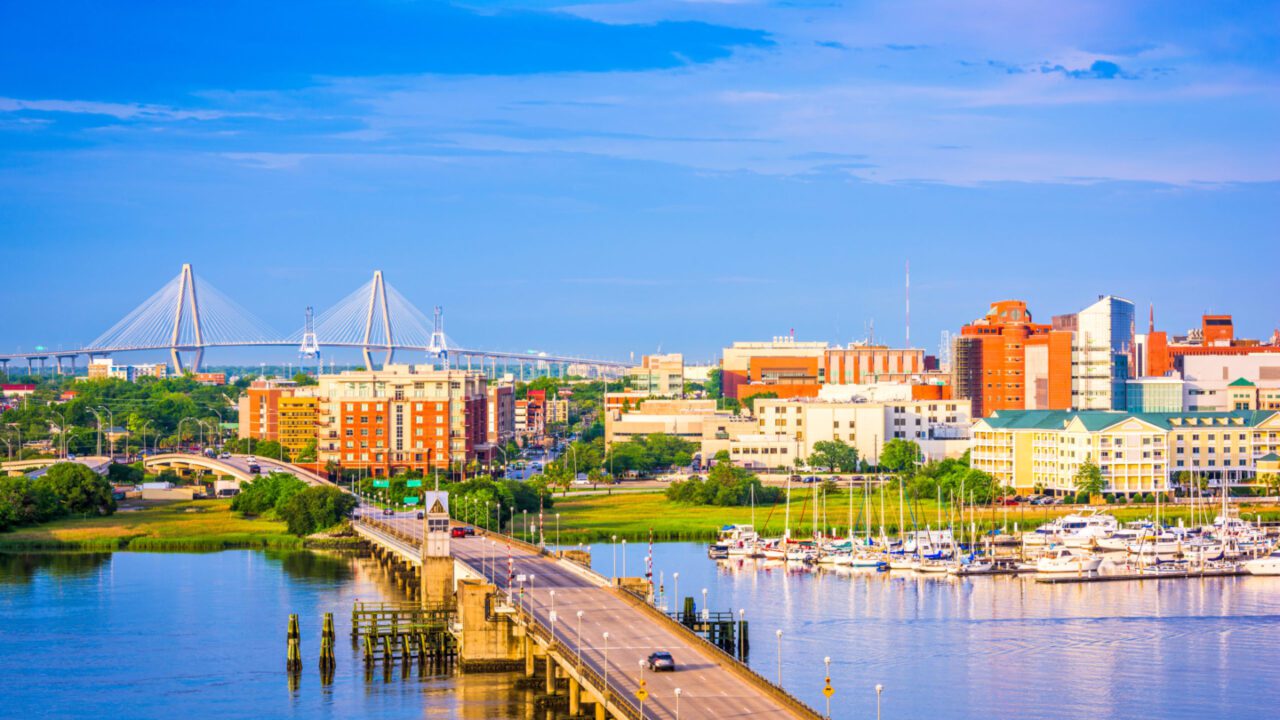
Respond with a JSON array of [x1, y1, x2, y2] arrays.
[[625, 354, 685, 397]]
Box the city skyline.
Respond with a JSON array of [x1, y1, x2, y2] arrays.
[[2, 1, 1277, 359]]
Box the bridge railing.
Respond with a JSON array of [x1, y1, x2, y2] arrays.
[[609, 584, 825, 720]]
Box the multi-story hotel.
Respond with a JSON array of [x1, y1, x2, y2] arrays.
[[313, 365, 490, 476], [237, 379, 319, 456], [971, 409, 1280, 495], [730, 397, 972, 469]]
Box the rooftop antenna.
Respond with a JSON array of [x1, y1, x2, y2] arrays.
[[1149, 303, 1155, 334], [905, 260, 911, 348]]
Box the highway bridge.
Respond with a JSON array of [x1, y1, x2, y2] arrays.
[[1, 455, 113, 478], [354, 511, 820, 720], [140, 453, 332, 486], [0, 264, 629, 375]]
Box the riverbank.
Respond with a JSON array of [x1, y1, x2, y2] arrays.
[[546, 488, 1280, 543], [0, 499, 357, 552]]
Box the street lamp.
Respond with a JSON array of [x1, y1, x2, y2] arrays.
[[673, 572, 680, 617], [621, 538, 627, 577], [576, 610, 584, 668], [823, 656, 832, 719], [775, 629, 783, 685], [674, 687, 682, 719], [602, 631, 611, 698], [701, 588, 709, 621], [556, 512, 561, 549], [876, 683, 884, 720], [611, 534, 618, 581], [637, 658, 647, 717], [98, 406, 113, 457]]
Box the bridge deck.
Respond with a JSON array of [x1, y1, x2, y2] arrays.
[[366, 514, 816, 720]]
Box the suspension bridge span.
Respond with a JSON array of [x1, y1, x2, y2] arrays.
[[0, 264, 630, 376]]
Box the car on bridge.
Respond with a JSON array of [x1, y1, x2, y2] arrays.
[[646, 651, 675, 672]]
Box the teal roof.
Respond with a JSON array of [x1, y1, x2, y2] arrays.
[[1259, 453, 1280, 462], [1228, 377, 1256, 387], [980, 408, 1280, 432]]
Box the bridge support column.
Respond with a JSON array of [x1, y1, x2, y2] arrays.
[[568, 677, 580, 715], [544, 655, 555, 694], [455, 580, 522, 671], [524, 635, 535, 677], [594, 698, 607, 720], [421, 556, 454, 608]]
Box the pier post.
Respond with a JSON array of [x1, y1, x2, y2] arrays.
[[594, 698, 607, 720], [545, 655, 555, 694], [320, 612, 336, 672], [568, 677, 581, 715], [286, 614, 302, 672], [524, 635, 536, 677]]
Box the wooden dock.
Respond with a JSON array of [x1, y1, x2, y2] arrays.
[[1036, 568, 1247, 584]]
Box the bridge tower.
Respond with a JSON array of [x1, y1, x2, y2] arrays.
[[421, 491, 454, 608], [428, 305, 448, 368], [361, 270, 394, 369], [299, 306, 320, 360], [170, 263, 205, 373]]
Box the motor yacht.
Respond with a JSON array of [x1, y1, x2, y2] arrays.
[[1035, 547, 1104, 574]]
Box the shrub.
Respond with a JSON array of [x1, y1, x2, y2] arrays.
[[231, 472, 308, 517], [39, 463, 116, 516], [1113, 494, 1127, 505], [278, 486, 357, 536]]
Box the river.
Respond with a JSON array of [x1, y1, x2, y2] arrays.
[[3, 544, 1278, 719]]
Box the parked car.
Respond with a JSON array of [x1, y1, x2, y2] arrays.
[[646, 651, 675, 672]]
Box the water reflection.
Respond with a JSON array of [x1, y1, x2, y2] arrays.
[[264, 547, 356, 583], [0, 551, 111, 584], [591, 542, 1280, 720]]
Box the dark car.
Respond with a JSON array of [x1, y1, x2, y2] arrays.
[[464, 526, 476, 536], [382, 507, 394, 516], [646, 651, 675, 672], [416, 511, 425, 520], [450, 527, 467, 538], [246, 463, 261, 474]]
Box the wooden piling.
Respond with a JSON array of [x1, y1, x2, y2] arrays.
[[320, 612, 336, 672], [286, 614, 302, 672]]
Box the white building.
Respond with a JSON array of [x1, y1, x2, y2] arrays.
[[1180, 354, 1280, 411]]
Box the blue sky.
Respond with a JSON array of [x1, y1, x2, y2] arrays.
[[1, 0, 1277, 365]]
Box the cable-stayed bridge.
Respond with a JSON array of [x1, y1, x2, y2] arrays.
[[0, 264, 629, 376]]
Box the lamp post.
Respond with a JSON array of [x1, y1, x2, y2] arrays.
[[621, 538, 627, 577], [556, 512, 561, 549], [701, 588, 709, 621], [50, 410, 68, 458], [674, 687, 682, 719], [576, 610, 584, 669], [602, 631, 611, 699], [99, 406, 113, 458], [823, 656, 832, 719], [87, 407, 104, 457], [637, 658, 647, 717], [876, 683, 884, 720], [611, 534, 618, 581], [776, 629, 783, 685], [673, 572, 680, 617]]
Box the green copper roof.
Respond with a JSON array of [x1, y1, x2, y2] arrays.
[[980, 408, 1280, 432], [1258, 452, 1280, 462], [1228, 377, 1256, 387]]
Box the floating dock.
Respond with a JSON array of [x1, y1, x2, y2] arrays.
[[1036, 567, 1247, 584]]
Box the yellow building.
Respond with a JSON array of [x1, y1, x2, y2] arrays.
[[972, 409, 1280, 496], [277, 396, 319, 456]]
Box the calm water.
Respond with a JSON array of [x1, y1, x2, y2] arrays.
[[585, 542, 1280, 719], [3, 546, 1279, 719], [0, 550, 528, 720]]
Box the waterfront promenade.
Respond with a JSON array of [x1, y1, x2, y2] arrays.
[[363, 512, 817, 720]]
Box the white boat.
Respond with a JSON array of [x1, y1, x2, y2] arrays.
[[902, 529, 954, 557], [915, 558, 953, 574], [1035, 547, 1104, 574], [1021, 521, 1063, 548], [816, 552, 852, 566], [1244, 551, 1280, 576], [1057, 510, 1119, 549], [847, 553, 887, 568], [716, 524, 762, 556], [1095, 523, 1153, 552], [887, 557, 920, 571]]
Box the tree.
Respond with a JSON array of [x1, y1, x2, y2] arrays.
[[278, 486, 356, 536], [880, 439, 921, 472], [808, 440, 859, 473], [1073, 458, 1105, 498], [232, 472, 308, 516], [1259, 472, 1280, 497], [0, 476, 64, 530], [705, 368, 723, 399], [291, 372, 318, 386], [742, 392, 777, 413], [39, 462, 116, 516], [293, 439, 318, 463], [107, 462, 145, 485]]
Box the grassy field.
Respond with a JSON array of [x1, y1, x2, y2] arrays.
[[543, 488, 1280, 543], [0, 499, 306, 552]]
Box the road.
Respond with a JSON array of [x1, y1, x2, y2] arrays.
[[379, 511, 809, 720], [22, 455, 113, 479]]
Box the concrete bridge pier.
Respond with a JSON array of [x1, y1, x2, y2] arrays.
[[544, 655, 555, 695], [568, 677, 581, 716]]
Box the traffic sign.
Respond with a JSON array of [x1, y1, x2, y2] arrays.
[[635, 688, 648, 702], [372, 480, 390, 488], [403, 496, 419, 505], [823, 682, 834, 698], [406, 479, 423, 488]]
